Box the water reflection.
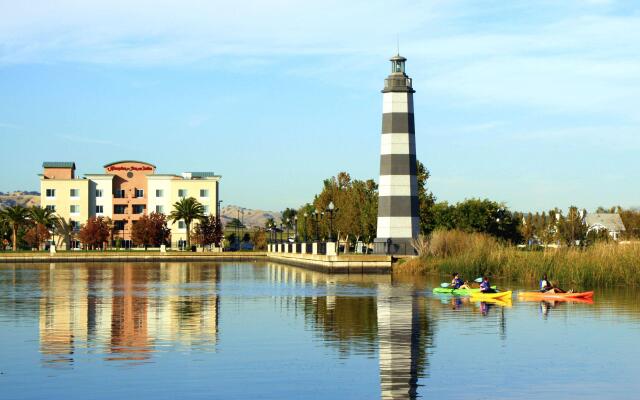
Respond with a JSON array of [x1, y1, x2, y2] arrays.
[[265, 263, 435, 399], [36, 263, 219, 367], [1, 262, 637, 399]]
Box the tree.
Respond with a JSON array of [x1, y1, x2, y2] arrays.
[[416, 160, 437, 235], [557, 206, 587, 247], [193, 214, 224, 248], [29, 206, 57, 250], [132, 212, 170, 249], [24, 224, 51, 249], [251, 228, 268, 250], [168, 197, 204, 249], [53, 217, 73, 250], [0, 205, 30, 251], [281, 208, 298, 228], [78, 216, 111, 249]]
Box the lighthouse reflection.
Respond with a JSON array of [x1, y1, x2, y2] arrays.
[[267, 264, 434, 399]]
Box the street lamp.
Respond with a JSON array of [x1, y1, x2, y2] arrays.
[[286, 218, 290, 243], [313, 210, 321, 242], [303, 212, 308, 242], [279, 223, 283, 243], [294, 215, 298, 242], [326, 201, 335, 242]]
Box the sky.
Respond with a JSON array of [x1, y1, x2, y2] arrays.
[[0, 0, 638, 212]]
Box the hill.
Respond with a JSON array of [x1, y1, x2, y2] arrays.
[[0, 191, 40, 209]]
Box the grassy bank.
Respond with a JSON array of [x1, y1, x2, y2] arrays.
[[396, 230, 640, 288]]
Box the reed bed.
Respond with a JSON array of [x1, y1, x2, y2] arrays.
[[397, 229, 640, 288]]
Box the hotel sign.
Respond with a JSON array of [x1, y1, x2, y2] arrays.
[[107, 165, 153, 172]]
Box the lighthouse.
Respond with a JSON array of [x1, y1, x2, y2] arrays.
[[374, 54, 419, 255]]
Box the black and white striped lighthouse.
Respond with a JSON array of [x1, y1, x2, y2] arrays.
[[374, 54, 419, 255]]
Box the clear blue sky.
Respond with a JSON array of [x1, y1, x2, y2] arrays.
[[1, 0, 638, 212]]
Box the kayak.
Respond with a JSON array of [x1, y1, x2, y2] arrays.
[[474, 297, 513, 307], [520, 297, 594, 305], [470, 290, 512, 301], [518, 291, 594, 300], [433, 286, 497, 295]]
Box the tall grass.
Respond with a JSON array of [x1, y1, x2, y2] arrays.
[[397, 229, 640, 288]]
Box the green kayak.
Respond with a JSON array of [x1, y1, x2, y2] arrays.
[[432, 286, 497, 295]]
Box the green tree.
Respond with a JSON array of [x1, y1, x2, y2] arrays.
[[416, 160, 437, 235], [30, 206, 57, 250], [0, 205, 30, 251], [168, 197, 204, 249], [281, 208, 297, 228], [558, 206, 587, 247]]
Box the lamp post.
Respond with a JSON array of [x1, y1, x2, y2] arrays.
[[326, 201, 335, 242], [279, 223, 283, 243], [286, 218, 290, 243], [313, 210, 320, 242], [294, 215, 298, 242], [303, 212, 308, 242]]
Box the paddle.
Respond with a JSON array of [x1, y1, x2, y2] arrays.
[[440, 283, 452, 288]]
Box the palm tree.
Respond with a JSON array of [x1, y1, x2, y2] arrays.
[[30, 206, 57, 250], [53, 217, 73, 250], [168, 197, 204, 249], [0, 205, 31, 251]]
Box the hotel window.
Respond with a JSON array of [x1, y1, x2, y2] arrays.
[[155, 205, 164, 214], [114, 189, 126, 198], [133, 205, 145, 214], [155, 189, 164, 198], [70, 220, 80, 231], [70, 205, 80, 214], [114, 205, 127, 214], [135, 188, 144, 198], [203, 205, 210, 215], [200, 189, 209, 198], [46, 205, 56, 212], [95, 205, 104, 214], [45, 189, 56, 198], [70, 189, 79, 198], [178, 221, 186, 229], [178, 189, 187, 198], [96, 189, 103, 198], [114, 221, 126, 231]]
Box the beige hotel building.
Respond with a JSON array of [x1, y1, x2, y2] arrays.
[[39, 160, 220, 248]]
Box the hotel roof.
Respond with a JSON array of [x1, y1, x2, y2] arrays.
[[103, 160, 156, 168], [43, 161, 75, 169], [189, 172, 218, 178]]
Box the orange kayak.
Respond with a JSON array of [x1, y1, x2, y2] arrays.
[[518, 291, 594, 300]]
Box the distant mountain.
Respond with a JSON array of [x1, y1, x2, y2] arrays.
[[221, 205, 281, 228], [0, 191, 40, 209]]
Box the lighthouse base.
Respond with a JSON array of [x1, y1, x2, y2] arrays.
[[373, 237, 416, 256]]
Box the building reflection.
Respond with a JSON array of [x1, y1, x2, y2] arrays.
[[37, 263, 219, 366], [266, 263, 435, 399]]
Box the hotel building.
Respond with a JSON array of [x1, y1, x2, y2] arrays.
[[39, 160, 220, 248]]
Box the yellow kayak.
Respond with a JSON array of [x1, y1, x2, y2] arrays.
[[474, 297, 513, 307], [470, 290, 512, 301]]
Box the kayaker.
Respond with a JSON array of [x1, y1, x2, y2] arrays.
[[540, 274, 566, 294], [480, 276, 496, 293], [451, 273, 471, 290]]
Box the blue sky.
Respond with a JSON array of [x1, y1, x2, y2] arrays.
[[1, 0, 638, 212]]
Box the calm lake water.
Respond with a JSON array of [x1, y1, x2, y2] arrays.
[[1, 261, 639, 399]]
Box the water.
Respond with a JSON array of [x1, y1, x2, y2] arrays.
[[0, 262, 639, 399]]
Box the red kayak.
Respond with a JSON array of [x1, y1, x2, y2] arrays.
[[518, 291, 594, 300]]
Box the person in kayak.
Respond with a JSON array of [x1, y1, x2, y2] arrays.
[[451, 273, 471, 290], [480, 276, 496, 293], [540, 274, 566, 293]]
